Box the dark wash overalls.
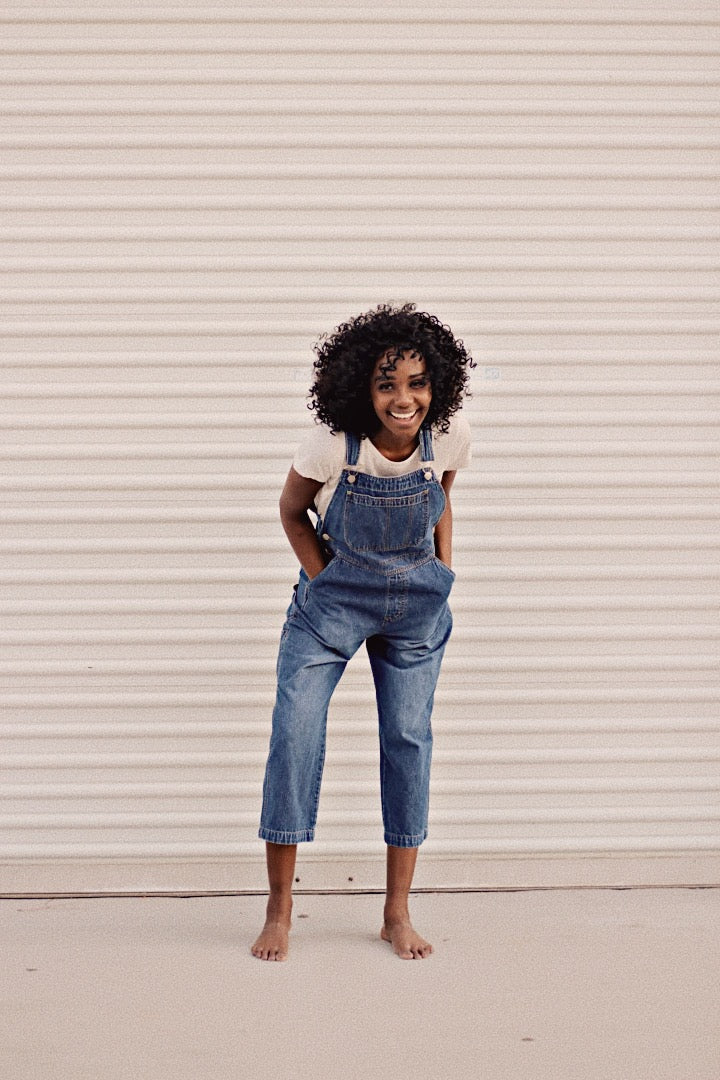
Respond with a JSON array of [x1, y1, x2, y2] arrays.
[[259, 425, 455, 848]]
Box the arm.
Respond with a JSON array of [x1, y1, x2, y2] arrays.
[[278, 466, 329, 580], [434, 470, 456, 568]]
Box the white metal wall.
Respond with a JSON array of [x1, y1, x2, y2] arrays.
[[1, 3, 719, 893]]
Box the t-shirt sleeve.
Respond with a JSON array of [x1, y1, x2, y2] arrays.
[[436, 413, 472, 472], [292, 424, 345, 483]]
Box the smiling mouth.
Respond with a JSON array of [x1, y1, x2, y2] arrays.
[[389, 410, 419, 421]]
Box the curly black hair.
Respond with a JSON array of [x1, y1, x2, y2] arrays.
[[308, 303, 475, 437]]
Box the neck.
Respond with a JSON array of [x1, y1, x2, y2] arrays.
[[370, 430, 420, 462]]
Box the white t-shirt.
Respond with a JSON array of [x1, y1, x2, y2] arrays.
[[292, 413, 472, 521]]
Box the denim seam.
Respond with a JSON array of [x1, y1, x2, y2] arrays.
[[383, 830, 428, 848], [340, 468, 435, 492], [379, 745, 388, 840], [309, 731, 326, 834], [258, 827, 315, 844]]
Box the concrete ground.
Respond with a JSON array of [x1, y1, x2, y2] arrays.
[[2, 888, 718, 1080]]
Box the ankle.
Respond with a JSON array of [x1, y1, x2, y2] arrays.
[[266, 892, 293, 919], [383, 899, 410, 923]]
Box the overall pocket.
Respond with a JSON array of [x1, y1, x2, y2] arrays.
[[432, 555, 456, 583], [343, 489, 430, 552]]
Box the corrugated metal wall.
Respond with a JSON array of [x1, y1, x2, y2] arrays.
[[1, 4, 719, 893]]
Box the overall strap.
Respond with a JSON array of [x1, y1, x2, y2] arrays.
[[344, 431, 361, 467], [419, 424, 434, 463], [345, 428, 433, 466]]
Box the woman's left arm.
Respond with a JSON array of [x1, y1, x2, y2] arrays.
[[434, 470, 456, 568]]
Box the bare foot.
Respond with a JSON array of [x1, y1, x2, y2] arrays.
[[381, 917, 433, 959], [251, 913, 291, 961]]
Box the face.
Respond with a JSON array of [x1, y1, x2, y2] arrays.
[[369, 348, 432, 443]]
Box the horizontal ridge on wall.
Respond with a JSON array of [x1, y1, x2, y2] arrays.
[[1, 839, 718, 861], [3, 775, 718, 797], [2, 8, 719, 22], [2, 132, 720, 145], [3, 806, 718, 831]]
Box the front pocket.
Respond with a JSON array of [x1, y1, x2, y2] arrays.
[[432, 556, 456, 581], [343, 489, 430, 552], [306, 554, 339, 591]]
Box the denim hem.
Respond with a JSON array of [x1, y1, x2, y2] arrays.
[[258, 827, 314, 844], [384, 830, 427, 848]]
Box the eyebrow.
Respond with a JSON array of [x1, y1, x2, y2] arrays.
[[373, 370, 427, 382]]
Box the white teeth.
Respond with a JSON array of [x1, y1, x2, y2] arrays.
[[390, 410, 417, 419]]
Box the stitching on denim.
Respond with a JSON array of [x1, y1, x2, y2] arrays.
[[259, 827, 315, 843], [343, 490, 430, 554], [309, 729, 326, 833], [382, 571, 408, 624], [341, 467, 434, 492], [344, 431, 361, 467], [420, 423, 434, 463], [383, 831, 427, 848]]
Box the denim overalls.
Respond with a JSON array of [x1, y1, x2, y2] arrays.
[[259, 424, 455, 848]]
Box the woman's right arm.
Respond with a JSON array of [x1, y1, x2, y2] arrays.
[[278, 466, 328, 580]]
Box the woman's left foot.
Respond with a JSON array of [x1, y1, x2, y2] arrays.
[[381, 917, 433, 959]]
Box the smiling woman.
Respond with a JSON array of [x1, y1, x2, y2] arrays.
[[252, 303, 474, 961]]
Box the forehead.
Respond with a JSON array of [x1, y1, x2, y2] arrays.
[[372, 348, 427, 375]]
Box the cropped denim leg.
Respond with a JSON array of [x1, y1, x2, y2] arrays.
[[366, 603, 453, 848], [258, 618, 350, 844]]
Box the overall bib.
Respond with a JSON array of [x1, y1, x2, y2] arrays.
[[259, 425, 455, 848]]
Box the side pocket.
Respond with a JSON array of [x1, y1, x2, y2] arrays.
[[431, 556, 456, 598], [296, 571, 311, 609], [432, 556, 456, 581], [305, 554, 339, 592]]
